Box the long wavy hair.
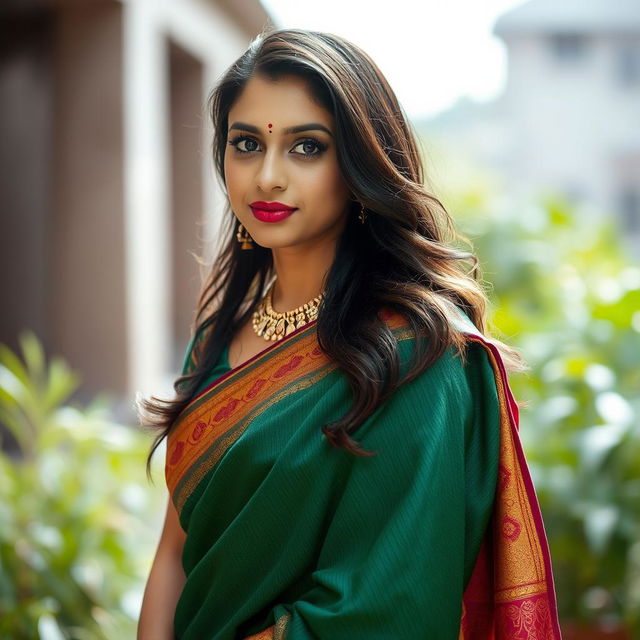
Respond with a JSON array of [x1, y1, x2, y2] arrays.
[[139, 27, 522, 476]]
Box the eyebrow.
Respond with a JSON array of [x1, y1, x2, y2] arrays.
[[228, 121, 333, 137]]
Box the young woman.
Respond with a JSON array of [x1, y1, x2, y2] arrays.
[[137, 28, 562, 640]]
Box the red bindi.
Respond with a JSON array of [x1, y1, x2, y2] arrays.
[[268, 123, 273, 133]]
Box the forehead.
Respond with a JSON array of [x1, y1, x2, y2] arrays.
[[228, 73, 333, 127]]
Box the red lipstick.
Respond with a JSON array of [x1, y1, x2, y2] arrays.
[[250, 201, 297, 223]]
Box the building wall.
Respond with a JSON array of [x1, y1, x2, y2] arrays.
[[500, 31, 640, 231], [52, 2, 128, 398], [0, 10, 54, 355], [1, 0, 272, 413], [169, 42, 205, 371], [121, 0, 264, 401]]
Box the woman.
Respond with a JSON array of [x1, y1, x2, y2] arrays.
[[137, 28, 562, 640]]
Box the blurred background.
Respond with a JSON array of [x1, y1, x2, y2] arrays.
[[1, 0, 639, 638]]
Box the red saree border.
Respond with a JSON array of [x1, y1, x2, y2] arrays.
[[165, 311, 411, 514], [185, 318, 320, 412], [459, 333, 562, 639], [166, 320, 326, 514]]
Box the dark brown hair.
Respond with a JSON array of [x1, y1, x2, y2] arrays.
[[138, 27, 522, 477]]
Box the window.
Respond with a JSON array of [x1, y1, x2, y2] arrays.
[[564, 183, 586, 204], [620, 188, 640, 236], [549, 33, 589, 63], [616, 46, 640, 86]]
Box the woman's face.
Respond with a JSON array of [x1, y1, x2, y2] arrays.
[[224, 73, 352, 251]]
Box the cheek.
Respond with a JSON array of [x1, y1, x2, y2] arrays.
[[320, 167, 350, 211], [305, 162, 348, 200], [224, 157, 245, 203]]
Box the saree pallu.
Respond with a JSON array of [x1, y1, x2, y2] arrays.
[[165, 309, 562, 639]]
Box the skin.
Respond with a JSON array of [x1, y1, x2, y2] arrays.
[[137, 499, 185, 639], [138, 75, 353, 638], [224, 73, 353, 315]]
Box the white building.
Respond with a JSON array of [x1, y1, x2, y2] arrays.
[[494, 0, 640, 239], [421, 0, 640, 252]]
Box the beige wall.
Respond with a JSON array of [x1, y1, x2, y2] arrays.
[[499, 33, 640, 224], [169, 42, 205, 372], [1, 10, 54, 355], [1, 0, 270, 407], [52, 2, 128, 398]]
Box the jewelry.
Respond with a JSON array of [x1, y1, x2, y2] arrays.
[[252, 279, 323, 341], [236, 223, 254, 250], [358, 202, 367, 224]]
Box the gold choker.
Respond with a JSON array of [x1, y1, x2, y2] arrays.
[[252, 280, 323, 341]]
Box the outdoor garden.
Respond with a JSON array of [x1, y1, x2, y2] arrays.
[[1, 180, 638, 638]]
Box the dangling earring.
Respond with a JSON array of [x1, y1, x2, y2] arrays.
[[358, 202, 367, 224], [236, 223, 254, 250]]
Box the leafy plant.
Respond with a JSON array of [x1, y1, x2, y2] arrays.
[[0, 332, 165, 639], [447, 185, 640, 635], [2, 166, 638, 637]]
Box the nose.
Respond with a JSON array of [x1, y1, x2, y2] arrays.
[[255, 146, 287, 193]]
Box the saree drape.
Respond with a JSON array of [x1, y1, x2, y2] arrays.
[[165, 308, 562, 639]]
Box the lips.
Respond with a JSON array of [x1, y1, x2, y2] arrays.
[[249, 201, 297, 223], [250, 201, 296, 211]]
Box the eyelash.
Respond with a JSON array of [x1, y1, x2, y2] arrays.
[[226, 135, 328, 158]]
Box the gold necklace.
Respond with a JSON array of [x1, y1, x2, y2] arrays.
[[252, 280, 324, 341]]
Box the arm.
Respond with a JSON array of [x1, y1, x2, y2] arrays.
[[137, 497, 187, 640]]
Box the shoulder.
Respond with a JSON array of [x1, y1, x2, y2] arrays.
[[180, 323, 214, 376], [376, 306, 499, 418]]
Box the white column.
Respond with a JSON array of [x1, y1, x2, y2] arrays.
[[201, 63, 228, 273], [123, 0, 172, 396]]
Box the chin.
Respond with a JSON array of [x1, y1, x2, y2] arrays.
[[255, 237, 304, 250], [254, 229, 315, 250]]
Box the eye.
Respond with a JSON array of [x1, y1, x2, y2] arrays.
[[291, 138, 328, 158], [227, 135, 260, 154], [226, 134, 328, 158]]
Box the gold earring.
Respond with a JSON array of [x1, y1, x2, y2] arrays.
[[236, 223, 254, 250], [358, 203, 367, 224]]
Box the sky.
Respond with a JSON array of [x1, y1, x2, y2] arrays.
[[260, 0, 528, 120]]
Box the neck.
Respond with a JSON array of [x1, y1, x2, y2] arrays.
[[270, 242, 337, 312]]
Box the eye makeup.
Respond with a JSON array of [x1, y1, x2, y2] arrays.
[[227, 135, 328, 158]]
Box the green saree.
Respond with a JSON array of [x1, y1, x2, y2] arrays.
[[165, 308, 561, 639]]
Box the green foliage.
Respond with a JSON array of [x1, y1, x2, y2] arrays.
[[2, 171, 638, 636], [0, 332, 164, 639], [449, 188, 640, 633]]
